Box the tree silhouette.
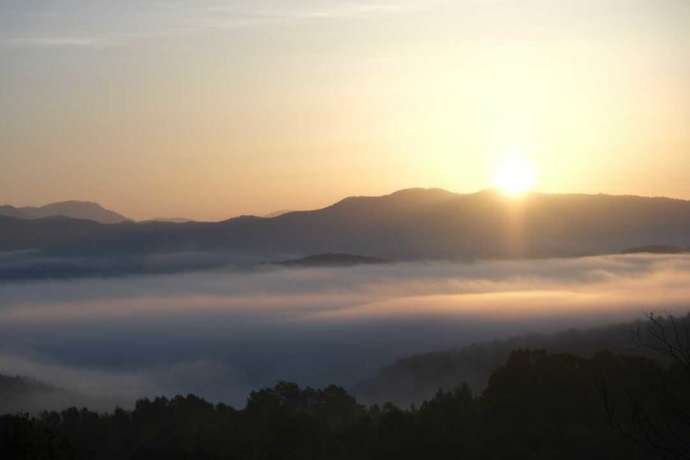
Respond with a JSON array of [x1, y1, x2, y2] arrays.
[[3, 317, 690, 459], [603, 314, 690, 460]]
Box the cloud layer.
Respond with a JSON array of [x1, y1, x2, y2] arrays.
[[1, 254, 689, 409]]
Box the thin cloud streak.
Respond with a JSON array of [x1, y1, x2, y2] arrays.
[[4, 36, 119, 48], [1, 0, 440, 48]]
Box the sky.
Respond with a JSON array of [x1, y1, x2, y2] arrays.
[[1, 0, 689, 220]]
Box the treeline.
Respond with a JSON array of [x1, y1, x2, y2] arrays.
[[1, 316, 689, 460], [1, 352, 687, 459]]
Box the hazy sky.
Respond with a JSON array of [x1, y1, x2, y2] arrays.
[[1, 0, 689, 220]]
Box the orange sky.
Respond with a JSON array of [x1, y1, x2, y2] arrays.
[[1, 0, 689, 220]]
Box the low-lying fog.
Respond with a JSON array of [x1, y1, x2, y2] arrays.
[[1, 254, 689, 409]]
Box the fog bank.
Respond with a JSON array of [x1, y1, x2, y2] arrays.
[[1, 254, 689, 409]]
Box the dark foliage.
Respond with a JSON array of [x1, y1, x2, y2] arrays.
[[356, 315, 690, 406], [2, 348, 687, 460], [603, 314, 690, 459]]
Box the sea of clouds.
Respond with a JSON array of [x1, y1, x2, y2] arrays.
[[1, 254, 689, 410]]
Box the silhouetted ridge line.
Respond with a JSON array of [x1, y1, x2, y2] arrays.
[[622, 245, 690, 254], [275, 253, 390, 267], [0, 200, 129, 224], [1, 189, 689, 261]]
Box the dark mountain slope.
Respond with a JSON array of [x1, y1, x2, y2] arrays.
[[0, 206, 24, 219], [0, 374, 70, 415], [354, 315, 690, 406], [0, 201, 129, 224], [0, 189, 689, 259]]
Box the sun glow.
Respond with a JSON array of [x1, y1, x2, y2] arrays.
[[494, 156, 536, 196]]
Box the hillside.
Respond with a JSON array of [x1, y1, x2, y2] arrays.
[[353, 315, 690, 406], [2, 350, 685, 459], [0, 201, 129, 224], [0, 374, 69, 415]]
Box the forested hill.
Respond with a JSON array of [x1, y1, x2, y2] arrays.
[[354, 314, 690, 406], [2, 348, 687, 460]]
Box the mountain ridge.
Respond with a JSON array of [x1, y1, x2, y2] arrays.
[[0, 200, 129, 224], [1, 188, 689, 260]]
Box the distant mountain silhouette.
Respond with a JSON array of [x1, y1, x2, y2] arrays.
[[0, 206, 24, 219], [1, 188, 689, 259], [621, 244, 689, 254], [264, 209, 294, 218], [275, 253, 389, 267], [142, 217, 195, 223], [0, 201, 128, 224]]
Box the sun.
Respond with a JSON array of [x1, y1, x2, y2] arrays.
[[494, 156, 536, 196]]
